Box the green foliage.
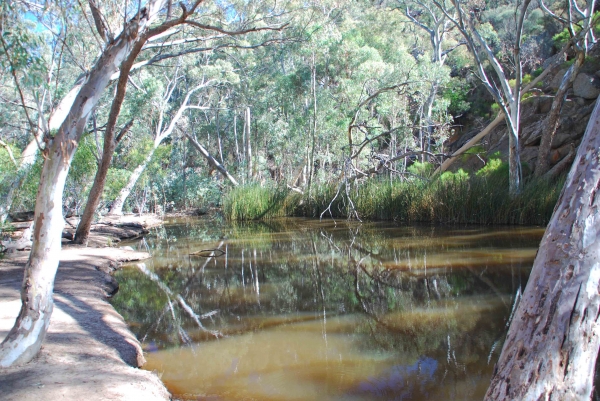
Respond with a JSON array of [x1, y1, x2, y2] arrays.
[[439, 168, 469, 183], [11, 159, 42, 212], [0, 3, 46, 88], [105, 168, 131, 201], [443, 79, 471, 115], [407, 162, 435, 178], [490, 103, 501, 116], [553, 28, 571, 49], [475, 153, 506, 178]]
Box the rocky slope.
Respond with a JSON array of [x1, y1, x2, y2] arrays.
[[446, 50, 600, 176]]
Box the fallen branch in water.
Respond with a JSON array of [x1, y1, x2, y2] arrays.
[[189, 248, 226, 257]]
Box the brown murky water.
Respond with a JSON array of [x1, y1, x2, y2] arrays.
[[112, 218, 545, 400]]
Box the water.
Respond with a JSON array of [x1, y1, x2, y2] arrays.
[[111, 217, 544, 400]]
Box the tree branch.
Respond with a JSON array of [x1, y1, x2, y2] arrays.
[[88, 0, 112, 43], [184, 21, 289, 36]]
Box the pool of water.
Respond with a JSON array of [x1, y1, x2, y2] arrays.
[[111, 217, 545, 400]]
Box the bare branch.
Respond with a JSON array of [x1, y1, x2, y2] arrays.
[[115, 119, 135, 144], [88, 0, 112, 43], [143, 34, 227, 49], [0, 140, 18, 168], [184, 21, 289, 36]]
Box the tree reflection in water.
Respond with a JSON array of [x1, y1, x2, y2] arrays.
[[111, 217, 544, 400]]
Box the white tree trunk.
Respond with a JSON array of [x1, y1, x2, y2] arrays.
[[245, 107, 253, 180], [0, 2, 166, 367], [485, 97, 600, 400], [109, 146, 157, 216], [0, 143, 71, 367]]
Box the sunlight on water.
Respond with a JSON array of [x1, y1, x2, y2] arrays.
[[113, 218, 544, 400]]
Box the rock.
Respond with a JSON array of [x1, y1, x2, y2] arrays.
[[520, 146, 539, 166], [573, 73, 600, 99], [548, 68, 568, 91], [550, 142, 574, 163], [535, 96, 554, 114], [1, 238, 32, 252], [543, 52, 566, 70], [8, 211, 34, 222]]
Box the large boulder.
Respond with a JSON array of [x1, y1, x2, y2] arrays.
[[548, 68, 568, 91], [573, 73, 600, 99]]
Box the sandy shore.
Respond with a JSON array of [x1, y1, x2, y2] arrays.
[[0, 216, 170, 401]]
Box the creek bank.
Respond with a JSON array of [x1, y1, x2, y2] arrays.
[[0, 214, 170, 401], [2, 213, 163, 252]]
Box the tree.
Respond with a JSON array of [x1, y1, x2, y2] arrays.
[[400, 0, 462, 160], [0, 0, 215, 368], [432, 0, 532, 196], [0, 1, 76, 223], [485, 96, 600, 400], [109, 73, 222, 215], [73, 1, 288, 235]]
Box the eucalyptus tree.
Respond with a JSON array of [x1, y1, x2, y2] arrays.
[[0, 1, 85, 223], [432, 0, 533, 196], [109, 59, 239, 215], [235, 1, 433, 192], [485, 97, 600, 401], [0, 0, 288, 368], [397, 0, 463, 160], [72, 1, 291, 240], [0, 0, 174, 367]]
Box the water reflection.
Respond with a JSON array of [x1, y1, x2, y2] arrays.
[[112, 218, 544, 400]]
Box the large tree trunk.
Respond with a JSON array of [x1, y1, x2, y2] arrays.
[[0, 139, 72, 367], [73, 48, 140, 245], [109, 145, 157, 216], [485, 97, 600, 400], [0, 3, 165, 367], [73, 122, 133, 244]]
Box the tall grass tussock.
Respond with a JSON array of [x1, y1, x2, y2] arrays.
[[223, 161, 563, 225]]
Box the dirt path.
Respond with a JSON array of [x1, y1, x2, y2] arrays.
[[0, 218, 170, 401]]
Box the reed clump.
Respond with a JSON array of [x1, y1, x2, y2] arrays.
[[223, 163, 563, 225], [222, 183, 300, 221]]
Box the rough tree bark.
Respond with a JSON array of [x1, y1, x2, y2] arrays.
[[72, 31, 146, 245], [485, 97, 600, 400], [0, 1, 167, 368], [73, 119, 133, 244]]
